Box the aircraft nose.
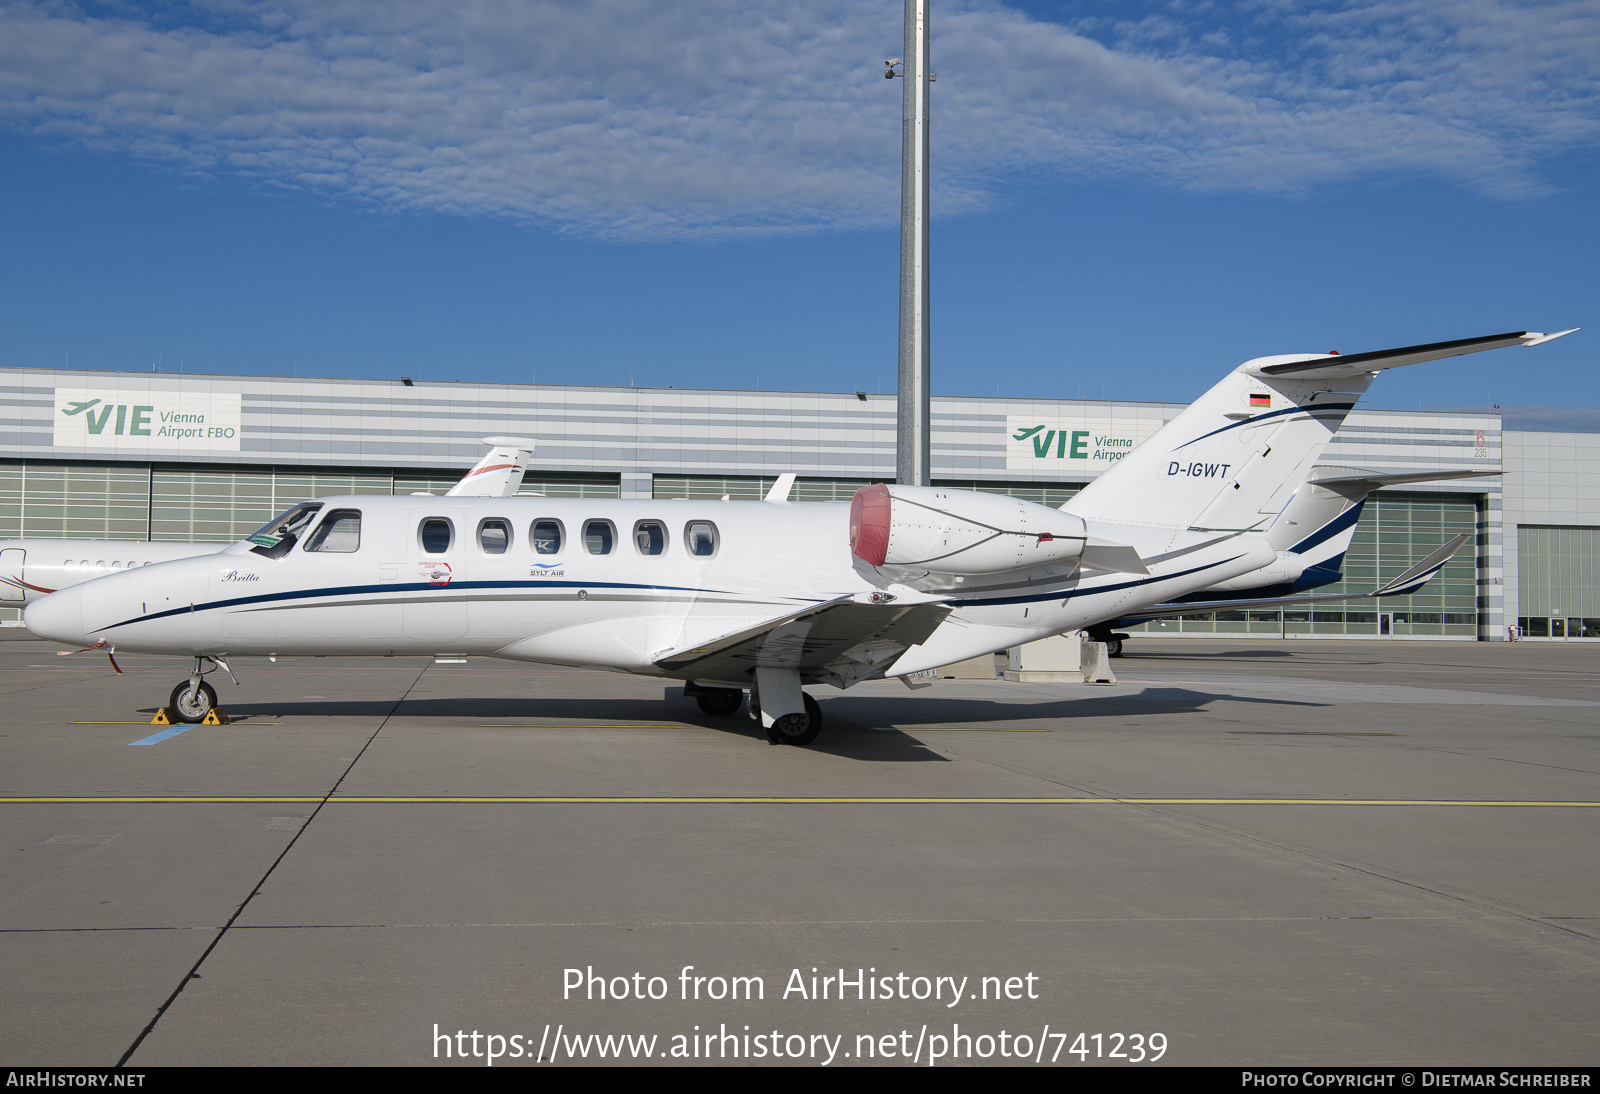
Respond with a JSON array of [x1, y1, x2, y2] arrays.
[[24, 585, 87, 647]]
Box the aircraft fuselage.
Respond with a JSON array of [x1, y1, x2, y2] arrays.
[[26, 493, 1273, 680]]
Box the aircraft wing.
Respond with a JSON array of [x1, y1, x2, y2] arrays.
[[1124, 533, 1469, 621], [1250, 329, 1576, 381], [653, 596, 951, 683]]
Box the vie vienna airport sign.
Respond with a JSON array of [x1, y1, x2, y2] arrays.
[[53, 386, 243, 454], [1004, 415, 1164, 472]]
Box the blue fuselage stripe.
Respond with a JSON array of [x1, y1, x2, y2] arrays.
[[100, 578, 744, 632], [1288, 499, 1366, 556], [1175, 403, 1356, 451], [958, 556, 1243, 607]]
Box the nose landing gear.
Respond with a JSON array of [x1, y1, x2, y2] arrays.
[[169, 679, 218, 723], [166, 656, 236, 723]]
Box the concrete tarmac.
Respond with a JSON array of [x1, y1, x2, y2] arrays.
[[1, 635, 1596, 1067]]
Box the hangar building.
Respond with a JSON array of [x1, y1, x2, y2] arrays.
[[2, 367, 1596, 641]]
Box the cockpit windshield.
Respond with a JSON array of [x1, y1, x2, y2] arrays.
[[247, 502, 324, 559]]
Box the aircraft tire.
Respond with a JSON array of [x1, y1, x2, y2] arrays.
[[169, 680, 217, 723], [1105, 638, 1123, 658], [696, 689, 743, 717], [768, 694, 823, 747]]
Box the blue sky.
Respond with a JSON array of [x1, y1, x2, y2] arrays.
[[1, 1, 1596, 428]]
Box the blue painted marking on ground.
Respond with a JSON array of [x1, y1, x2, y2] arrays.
[[129, 724, 196, 746]]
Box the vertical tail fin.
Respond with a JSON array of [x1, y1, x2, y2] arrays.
[[445, 436, 536, 497], [1065, 361, 1370, 531], [1064, 330, 1571, 532]]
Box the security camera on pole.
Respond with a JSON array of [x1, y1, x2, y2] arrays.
[[886, 0, 933, 487]]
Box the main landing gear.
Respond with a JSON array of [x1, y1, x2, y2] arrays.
[[693, 687, 744, 717], [1087, 628, 1128, 658], [684, 675, 824, 746], [761, 694, 822, 747], [167, 656, 237, 723], [750, 666, 823, 747]]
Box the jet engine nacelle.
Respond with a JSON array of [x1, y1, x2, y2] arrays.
[[849, 484, 1087, 575]]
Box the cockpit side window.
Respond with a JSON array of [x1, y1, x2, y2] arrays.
[[634, 520, 667, 556], [584, 520, 615, 555], [303, 509, 362, 553], [419, 518, 454, 554], [248, 502, 324, 559]]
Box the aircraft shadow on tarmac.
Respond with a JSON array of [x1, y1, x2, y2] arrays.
[[129, 687, 1324, 763], [826, 687, 1326, 728], [1124, 647, 1295, 661], [130, 695, 952, 762]]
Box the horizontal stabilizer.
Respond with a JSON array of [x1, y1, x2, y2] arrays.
[[1308, 469, 1501, 495], [1119, 534, 1469, 622], [1249, 329, 1576, 381]]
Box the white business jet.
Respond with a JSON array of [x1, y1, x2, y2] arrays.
[[25, 330, 1573, 745], [0, 438, 536, 607]]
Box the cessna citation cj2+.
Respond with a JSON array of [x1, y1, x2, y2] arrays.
[[25, 330, 1574, 745]]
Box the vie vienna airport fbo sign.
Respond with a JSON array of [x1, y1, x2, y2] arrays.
[[53, 386, 243, 454]]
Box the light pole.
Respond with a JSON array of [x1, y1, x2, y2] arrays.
[[887, 0, 932, 487]]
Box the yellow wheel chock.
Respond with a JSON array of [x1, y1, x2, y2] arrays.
[[201, 708, 231, 725], [150, 709, 173, 725]]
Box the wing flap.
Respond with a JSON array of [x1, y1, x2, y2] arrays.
[[653, 597, 951, 681]]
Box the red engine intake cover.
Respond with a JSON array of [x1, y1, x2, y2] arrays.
[[849, 483, 892, 566]]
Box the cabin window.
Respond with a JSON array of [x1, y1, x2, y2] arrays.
[[684, 521, 718, 557], [584, 520, 615, 555], [249, 502, 324, 559], [531, 520, 564, 555], [304, 509, 362, 553], [633, 520, 667, 556], [419, 518, 454, 554], [479, 519, 511, 555]]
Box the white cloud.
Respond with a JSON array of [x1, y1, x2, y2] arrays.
[[0, 0, 1595, 239]]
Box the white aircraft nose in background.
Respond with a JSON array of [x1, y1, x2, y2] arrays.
[[24, 583, 85, 647]]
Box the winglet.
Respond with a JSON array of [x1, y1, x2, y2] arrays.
[[1522, 328, 1578, 347], [765, 473, 797, 503], [1373, 533, 1471, 597]]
